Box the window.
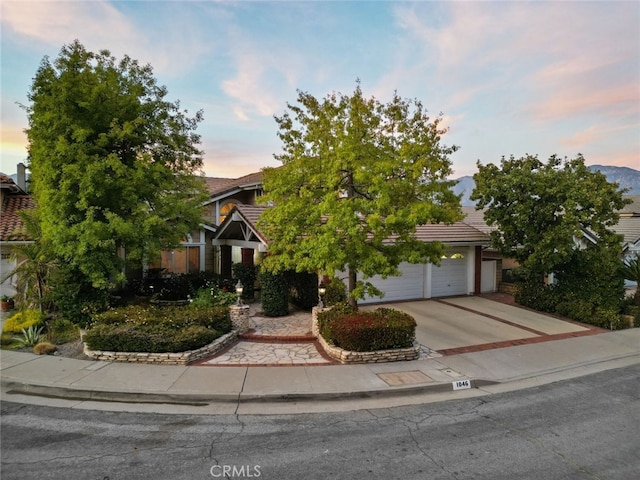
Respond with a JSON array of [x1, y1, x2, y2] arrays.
[[152, 247, 201, 274], [219, 201, 237, 224]]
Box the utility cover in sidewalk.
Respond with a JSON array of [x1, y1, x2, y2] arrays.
[[377, 370, 433, 386]]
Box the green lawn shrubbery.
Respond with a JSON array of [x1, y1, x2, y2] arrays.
[[318, 305, 416, 352], [84, 305, 232, 353], [2, 310, 45, 334]]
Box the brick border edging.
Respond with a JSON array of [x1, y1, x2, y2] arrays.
[[83, 304, 251, 366], [311, 306, 420, 364]]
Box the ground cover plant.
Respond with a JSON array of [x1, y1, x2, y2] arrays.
[[84, 305, 231, 353], [318, 305, 416, 352]]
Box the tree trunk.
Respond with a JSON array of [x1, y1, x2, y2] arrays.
[[348, 267, 358, 310]]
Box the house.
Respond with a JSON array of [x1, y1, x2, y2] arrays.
[[212, 200, 497, 304], [0, 164, 35, 298], [616, 196, 640, 261], [148, 172, 264, 277]]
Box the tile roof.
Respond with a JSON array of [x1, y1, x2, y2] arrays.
[[1, 194, 36, 241], [414, 221, 489, 243], [613, 217, 640, 246], [204, 171, 263, 197]]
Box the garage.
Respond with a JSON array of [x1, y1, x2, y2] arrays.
[[430, 251, 469, 297], [360, 262, 425, 304]]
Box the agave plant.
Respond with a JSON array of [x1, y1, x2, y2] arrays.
[[13, 325, 45, 348]]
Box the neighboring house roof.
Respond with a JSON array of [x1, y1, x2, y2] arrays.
[[0, 194, 36, 241], [460, 206, 497, 234], [204, 171, 263, 202], [615, 216, 640, 247], [0, 173, 26, 194], [619, 195, 640, 216]]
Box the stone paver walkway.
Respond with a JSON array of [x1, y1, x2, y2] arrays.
[[197, 305, 440, 367], [197, 307, 333, 366]]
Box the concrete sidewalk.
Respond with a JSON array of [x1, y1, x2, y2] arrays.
[[1, 328, 638, 414]]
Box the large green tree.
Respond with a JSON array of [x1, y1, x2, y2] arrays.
[[471, 154, 629, 321], [258, 84, 462, 307], [25, 41, 208, 289], [471, 154, 627, 277]]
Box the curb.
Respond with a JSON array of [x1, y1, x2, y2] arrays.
[[0, 377, 499, 406]]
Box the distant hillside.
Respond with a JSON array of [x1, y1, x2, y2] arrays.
[[454, 165, 640, 206]]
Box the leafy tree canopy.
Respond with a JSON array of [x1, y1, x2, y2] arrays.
[[471, 154, 628, 278], [25, 40, 208, 288], [258, 83, 462, 306]]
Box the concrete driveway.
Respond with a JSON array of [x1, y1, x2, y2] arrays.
[[365, 296, 594, 354]]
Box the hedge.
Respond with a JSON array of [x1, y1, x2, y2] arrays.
[[318, 306, 416, 352], [260, 271, 289, 317], [84, 305, 232, 353]]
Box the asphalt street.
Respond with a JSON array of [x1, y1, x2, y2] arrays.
[[1, 364, 638, 480]]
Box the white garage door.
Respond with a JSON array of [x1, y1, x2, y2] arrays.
[[360, 262, 425, 304], [431, 252, 468, 297]]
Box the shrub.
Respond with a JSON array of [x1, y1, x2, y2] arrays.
[[2, 310, 45, 334], [232, 263, 257, 301], [84, 324, 218, 353], [323, 277, 348, 306], [48, 264, 110, 326], [260, 271, 289, 317], [46, 317, 80, 344], [319, 307, 416, 352], [33, 341, 57, 355], [189, 287, 237, 308], [317, 303, 355, 341], [84, 305, 231, 353]]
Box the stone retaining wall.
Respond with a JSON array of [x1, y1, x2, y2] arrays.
[[83, 330, 239, 365], [83, 304, 251, 366], [311, 306, 420, 364]]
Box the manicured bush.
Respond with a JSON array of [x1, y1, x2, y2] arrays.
[[232, 263, 257, 301], [260, 271, 289, 317], [84, 305, 231, 353], [2, 310, 45, 334], [317, 303, 355, 341], [319, 306, 416, 352]]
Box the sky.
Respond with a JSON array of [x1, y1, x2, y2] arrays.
[[1, 0, 639, 179]]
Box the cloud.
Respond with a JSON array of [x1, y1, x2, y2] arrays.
[[0, 0, 212, 76], [562, 122, 640, 149], [2, 1, 140, 51], [391, 1, 640, 124], [220, 27, 301, 121]]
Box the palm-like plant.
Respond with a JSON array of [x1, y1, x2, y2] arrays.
[[1, 209, 56, 312], [621, 254, 640, 306]]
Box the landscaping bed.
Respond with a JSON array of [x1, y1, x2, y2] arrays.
[[83, 305, 232, 354], [313, 305, 419, 364]]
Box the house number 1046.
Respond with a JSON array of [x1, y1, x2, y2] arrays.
[[452, 380, 471, 390]]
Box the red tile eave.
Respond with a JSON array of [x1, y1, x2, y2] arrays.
[[0, 194, 36, 242]]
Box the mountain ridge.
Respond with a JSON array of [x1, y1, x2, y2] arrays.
[[454, 165, 640, 206]]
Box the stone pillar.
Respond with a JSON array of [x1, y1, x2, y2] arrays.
[[229, 304, 250, 333], [312, 305, 331, 337]]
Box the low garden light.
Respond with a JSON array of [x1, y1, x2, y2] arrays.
[[318, 281, 327, 308], [235, 280, 244, 306]]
